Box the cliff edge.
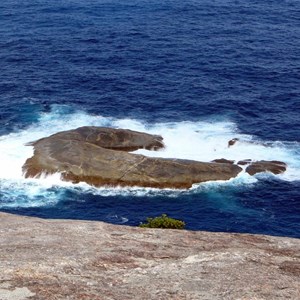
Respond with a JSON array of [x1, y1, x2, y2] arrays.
[[0, 212, 299, 299]]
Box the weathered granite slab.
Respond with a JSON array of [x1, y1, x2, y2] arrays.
[[22, 127, 243, 189], [0, 212, 299, 299]]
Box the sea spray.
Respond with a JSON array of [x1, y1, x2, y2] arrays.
[[0, 105, 299, 209]]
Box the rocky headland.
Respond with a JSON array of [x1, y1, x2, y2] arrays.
[[22, 126, 287, 189]]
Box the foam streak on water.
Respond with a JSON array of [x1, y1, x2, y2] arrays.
[[0, 105, 299, 208]]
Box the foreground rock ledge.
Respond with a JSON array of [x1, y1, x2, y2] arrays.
[[0, 213, 299, 300]]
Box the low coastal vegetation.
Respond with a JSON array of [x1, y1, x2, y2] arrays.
[[139, 214, 186, 229]]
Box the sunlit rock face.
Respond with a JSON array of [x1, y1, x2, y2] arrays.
[[245, 160, 287, 176], [213, 158, 287, 176], [22, 126, 243, 189]]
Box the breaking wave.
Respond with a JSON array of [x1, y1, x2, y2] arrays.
[[0, 105, 299, 208]]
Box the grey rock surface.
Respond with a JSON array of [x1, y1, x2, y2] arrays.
[[0, 212, 299, 300], [23, 127, 242, 189], [245, 160, 287, 176]]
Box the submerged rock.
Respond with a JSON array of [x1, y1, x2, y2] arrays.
[[228, 138, 239, 147], [23, 126, 242, 189]]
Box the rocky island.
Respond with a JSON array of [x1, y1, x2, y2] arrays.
[[22, 126, 287, 188]]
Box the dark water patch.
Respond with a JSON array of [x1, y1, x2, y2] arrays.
[[1, 180, 299, 238]]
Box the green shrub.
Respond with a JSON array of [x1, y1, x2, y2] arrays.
[[139, 214, 185, 229]]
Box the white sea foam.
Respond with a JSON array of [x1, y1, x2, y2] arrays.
[[0, 105, 299, 207]]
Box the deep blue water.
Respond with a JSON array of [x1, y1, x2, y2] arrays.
[[0, 0, 299, 238]]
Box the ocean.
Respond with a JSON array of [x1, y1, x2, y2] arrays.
[[0, 0, 299, 238]]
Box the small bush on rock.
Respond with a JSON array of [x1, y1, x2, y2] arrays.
[[139, 214, 185, 229]]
